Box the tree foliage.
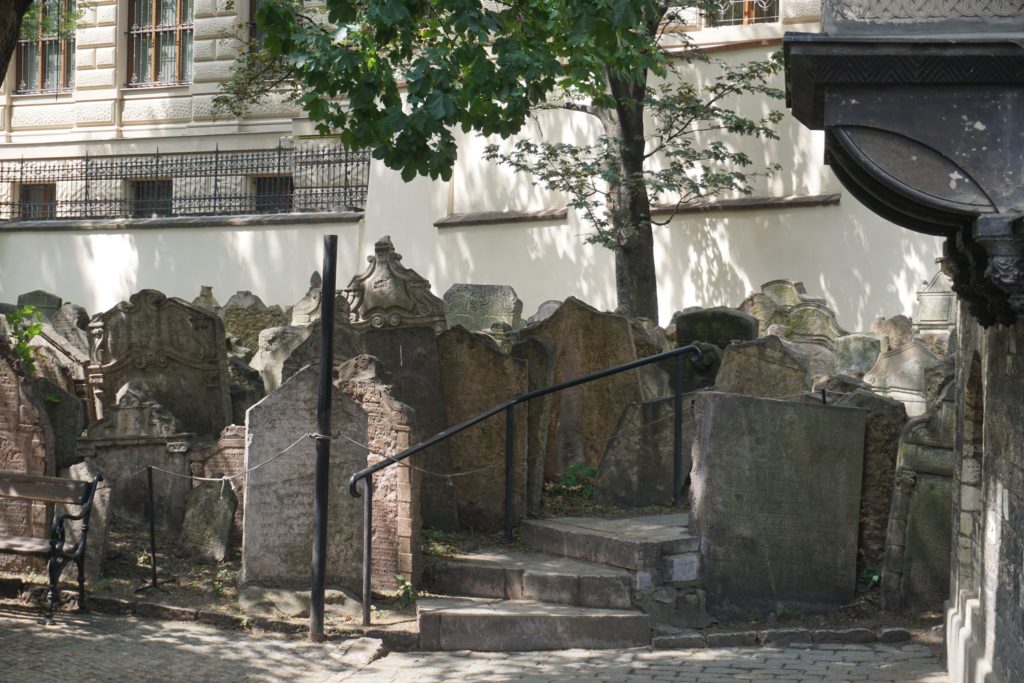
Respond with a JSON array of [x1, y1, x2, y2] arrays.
[[220, 0, 784, 318]]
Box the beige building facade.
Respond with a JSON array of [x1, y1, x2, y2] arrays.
[[0, 0, 942, 328]]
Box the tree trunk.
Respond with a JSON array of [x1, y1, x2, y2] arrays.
[[605, 68, 659, 321], [0, 1, 34, 83]]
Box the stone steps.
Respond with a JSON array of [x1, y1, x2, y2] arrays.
[[519, 513, 698, 572], [417, 597, 651, 651], [425, 548, 633, 609]]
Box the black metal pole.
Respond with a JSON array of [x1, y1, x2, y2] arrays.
[[310, 235, 338, 642], [362, 477, 373, 626], [147, 466, 157, 587], [505, 405, 514, 543], [673, 354, 684, 507]]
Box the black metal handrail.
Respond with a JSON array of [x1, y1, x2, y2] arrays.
[[347, 343, 703, 625]]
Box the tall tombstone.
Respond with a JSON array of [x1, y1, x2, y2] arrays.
[[863, 338, 942, 417], [0, 348, 54, 571], [519, 297, 643, 478], [912, 269, 958, 357], [437, 326, 528, 532], [443, 284, 524, 334], [87, 290, 232, 440], [715, 336, 811, 399], [51, 303, 91, 356], [242, 358, 419, 590], [222, 290, 288, 354]]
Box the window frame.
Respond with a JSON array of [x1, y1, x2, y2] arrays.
[[129, 178, 174, 218], [127, 0, 194, 87], [18, 183, 58, 220], [15, 0, 76, 95], [707, 0, 780, 27]]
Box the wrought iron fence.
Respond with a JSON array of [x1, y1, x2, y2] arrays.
[[0, 143, 371, 221]]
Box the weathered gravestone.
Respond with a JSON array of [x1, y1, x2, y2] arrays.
[[526, 300, 561, 326], [595, 394, 696, 508], [345, 236, 447, 333], [519, 297, 644, 478], [178, 480, 237, 563], [714, 335, 810, 398], [222, 291, 288, 353], [191, 285, 222, 316], [59, 460, 111, 586], [191, 425, 247, 542], [243, 358, 420, 590], [0, 345, 54, 571], [361, 326, 458, 530], [291, 272, 323, 325], [863, 338, 942, 417], [510, 336, 555, 516], [51, 303, 91, 356], [443, 284, 524, 333], [86, 290, 232, 440], [871, 315, 914, 352], [912, 270, 957, 357], [834, 389, 908, 571], [31, 377, 84, 472], [671, 307, 758, 392], [77, 386, 194, 531], [690, 392, 865, 619], [29, 322, 90, 397], [227, 356, 265, 426], [17, 290, 62, 319], [437, 326, 528, 532], [834, 334, 883, 379]]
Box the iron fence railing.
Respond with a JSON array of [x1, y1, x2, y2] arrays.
[[0, 144, 371, 221]]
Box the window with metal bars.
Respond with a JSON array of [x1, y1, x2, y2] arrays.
[[252, 175, 294, 214], [128, 0, 193, 87], [16, 0, 76, 94], [708, 0, 779, 26], [19, 184, 57, 219], [130, 179, 174, 217]]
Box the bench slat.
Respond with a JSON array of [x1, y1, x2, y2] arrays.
[[0, 472, 88, 504], [0, 535, 51, 555]]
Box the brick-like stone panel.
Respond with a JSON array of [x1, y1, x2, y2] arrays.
[[122, 97, 193, 123], [192, 60, 236, 84], [74, 67, 117, 89], [192, 39, 217, 62], [95, 47, 115, 68], [77, 26, 116, 47], [193, 16, 238, 40], [11, 103, 75, 129]]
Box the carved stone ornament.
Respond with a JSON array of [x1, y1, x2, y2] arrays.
[[344, 236, 447, 332], [831, 0, 1024, 20]]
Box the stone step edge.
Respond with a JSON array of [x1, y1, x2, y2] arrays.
[[5, 581, 419, 652], [652, 626, 915, 649], [519, 520, 699, 570]]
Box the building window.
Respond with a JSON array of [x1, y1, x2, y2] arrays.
[[709, 0, 779, 26], [19, 184, 57, 219], [252, 175, 293, 214], [130, 179, 173, 217], [16, 0, 76, 94], [128, 0, 193, 86]]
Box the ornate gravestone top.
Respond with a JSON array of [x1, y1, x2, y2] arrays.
[[443, 284, 524, 334], [344, 236, 447, 332]]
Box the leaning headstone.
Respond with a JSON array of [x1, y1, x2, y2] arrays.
[[278, 297, 363, 388], [519, 297, 644, 477], [630, 319, 672, 400], [526, 300, 562, 326], [227, 357, 265, 427], [360, 326, 459, 530], [863, 338, 942, 417], [760, 279, 819, 308], [28, 322, 90, 397], [715, 336, 810, 399], [251, 324, 315, 393], [834, 389, 908, 571], [690, 392, 865, 620], [737, 293, 787, 336], [222, 291, 288, 353], [510, 336, 555, 516], [443, 284, 524, 333], [60, 460, 111, 585], [782, 302, 849, 348], [86, 290, 232, 440], [17, 290, 62, 319], [834, 334, 882, 379], [31, 377, 84, 472], [191, 285, 222, 316], [437, 326, 528, 532], [50, 303, 91, 356], [0, 347, 54, 572], [242, 359, 419, 590], [344, 236, 447, 332], [178, 480, 238, 563]]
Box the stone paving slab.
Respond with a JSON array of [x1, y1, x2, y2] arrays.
[[0, 605, 379, 682]]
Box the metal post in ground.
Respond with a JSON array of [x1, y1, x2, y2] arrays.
[[135, 466, 175, 593], [310, 234, 338, 642]]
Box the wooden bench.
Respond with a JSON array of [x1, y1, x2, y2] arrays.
[[0, 471, 103, 623]]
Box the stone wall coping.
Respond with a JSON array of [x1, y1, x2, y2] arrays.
[[434, 207, 568, 228], [0, 212, 364, 232], [653, 193, 841, 215]]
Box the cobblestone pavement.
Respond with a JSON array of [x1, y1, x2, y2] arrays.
[[0, 605, 948, 683], [339, 644, 949, 683]]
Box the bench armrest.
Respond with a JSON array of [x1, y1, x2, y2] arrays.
[[48, 474, 103, 560]]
